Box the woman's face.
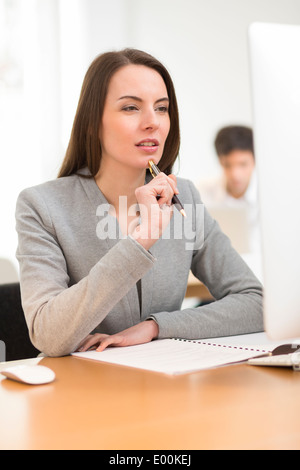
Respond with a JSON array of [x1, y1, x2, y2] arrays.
[[99, 64, 170, 171]]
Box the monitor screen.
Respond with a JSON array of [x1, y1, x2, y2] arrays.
[[249, 22, 300, 340]]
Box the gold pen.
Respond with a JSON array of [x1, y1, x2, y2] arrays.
[[148, 160, 186, 217]]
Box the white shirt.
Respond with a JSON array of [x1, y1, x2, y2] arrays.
[[197, 172, 262, 280]]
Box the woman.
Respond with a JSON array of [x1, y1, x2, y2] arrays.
[[16, 49, 263, 357]]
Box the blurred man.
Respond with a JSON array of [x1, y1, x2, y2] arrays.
[[216, 125, 255, 199], [198, 126, 261, 271], [201, 125, 256, 204]]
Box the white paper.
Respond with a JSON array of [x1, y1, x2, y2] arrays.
[[72, 335, 274, 375]]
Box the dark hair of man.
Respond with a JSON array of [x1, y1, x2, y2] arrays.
[[214, 125, 254, 158], [58, 48, 180, 178]]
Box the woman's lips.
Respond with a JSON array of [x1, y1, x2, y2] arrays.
[[136, 139, 159, 153]]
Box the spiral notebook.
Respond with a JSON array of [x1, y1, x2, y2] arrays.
[[72, 334, 276, 375]]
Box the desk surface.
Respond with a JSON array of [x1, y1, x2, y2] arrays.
[[185, 272, 212, 299], [1, 355, 300, 450]]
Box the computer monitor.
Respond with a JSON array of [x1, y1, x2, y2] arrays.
[[248, 22, 300, 340]]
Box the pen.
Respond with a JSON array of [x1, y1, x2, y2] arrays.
[[148, 160, 187, 217]]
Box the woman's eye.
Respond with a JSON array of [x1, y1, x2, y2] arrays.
[[122, 105, 138, 112], [122, 104, 169, 113], [156, 105, 169, 113]]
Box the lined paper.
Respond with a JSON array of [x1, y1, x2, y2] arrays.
[[72, 337, 272, 375]]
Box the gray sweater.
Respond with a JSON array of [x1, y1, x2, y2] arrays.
[[15, 170, 263, 357]]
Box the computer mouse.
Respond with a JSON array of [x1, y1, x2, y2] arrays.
[[1, 364, 55, 385]]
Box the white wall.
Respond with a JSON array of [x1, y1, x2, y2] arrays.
[[1, 0, 300, 277]]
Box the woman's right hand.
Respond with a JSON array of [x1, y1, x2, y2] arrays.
[[132, 172, 178, 250]]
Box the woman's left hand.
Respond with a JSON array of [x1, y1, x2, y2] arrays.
[[76, 319, 159, 352]]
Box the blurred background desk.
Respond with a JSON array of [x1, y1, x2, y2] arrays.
[[185, 272, 213, 300]]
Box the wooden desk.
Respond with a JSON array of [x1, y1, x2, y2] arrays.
[[1, 355, 300, 450], [185, 272, 213, 300]]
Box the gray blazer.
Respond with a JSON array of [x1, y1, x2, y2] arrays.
[[15, 169, 263, 356]]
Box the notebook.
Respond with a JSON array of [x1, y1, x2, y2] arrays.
[[72, 333, 284, 375]]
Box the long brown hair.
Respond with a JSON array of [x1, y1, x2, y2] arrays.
[[58, 48, 180, 178]]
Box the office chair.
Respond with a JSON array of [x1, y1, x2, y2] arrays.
[[0, 283, 40, 361]]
